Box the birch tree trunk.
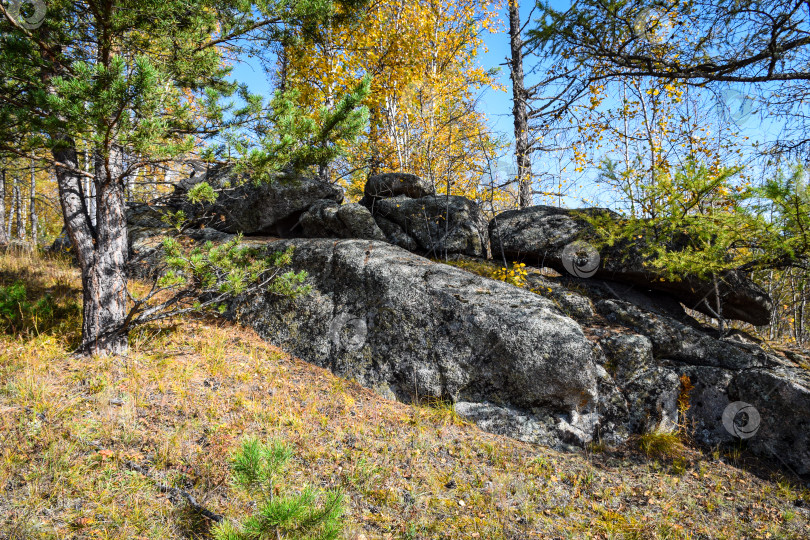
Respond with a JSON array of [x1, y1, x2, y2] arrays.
[[29, 158, 37, 245], [5, 177, 14, 239], [0, 168, 7, 245], [370, 106, 382, 176], [13, 182, 23, 240]]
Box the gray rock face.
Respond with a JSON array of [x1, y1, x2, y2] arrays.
[[599, 334, 679, 433], [358, 172, 486, 257], [300, 201, 386, 241], [592, 296, 809, 474], [525, 272, 595, 322], [488, 205, 772, 325], [228, 238, 607, 447], [373, 215, 418, 252], [127, 223, 809, 474], [127, 203, 170, 229], [597, 299, 783, 370], [729, 368, 810, 475], [489, 205, 616, 263], [127, 203, 171, 252], [362, 172, 435, 204], [622, 366, 681, 434], [671, 365, 810, 475], [371, 195, 487, 258], [675, 365, 735, 445], [599, 334, 655, 379], [453, 401, 565, 448], [174, 165, 343, 236]]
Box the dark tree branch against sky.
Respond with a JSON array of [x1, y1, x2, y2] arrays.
[[531, 0, 810, 157]]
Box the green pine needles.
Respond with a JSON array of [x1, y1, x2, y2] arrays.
[[127, 237, 310, 325], [232, 75, 372, 183], [590, 158, 810, 282], [0, 281, 80, 335], [214, 438, 345, 540]]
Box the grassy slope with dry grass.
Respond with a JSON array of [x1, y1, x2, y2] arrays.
[[1, 249, 809, 539]]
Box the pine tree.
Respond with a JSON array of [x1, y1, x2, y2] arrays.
[[591, 159, 810, 310], [0, 0, 368, 355], [214, 438, 345, 540]]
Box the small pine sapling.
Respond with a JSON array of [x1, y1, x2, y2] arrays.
[[214, 438, 345, 540]]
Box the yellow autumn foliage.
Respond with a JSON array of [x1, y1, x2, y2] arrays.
[[281, 0, 510, 208]]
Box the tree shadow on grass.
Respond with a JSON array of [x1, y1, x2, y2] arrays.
[[0, 246, 82, 347]]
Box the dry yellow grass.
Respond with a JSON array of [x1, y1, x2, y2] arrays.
[[1, 248, 808, 539]]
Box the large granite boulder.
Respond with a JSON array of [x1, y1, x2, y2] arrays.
[[173, 165, 343, 236], [373, 215, 418, 252], [126, 227, 809, 473], [126, 203, 172, 249], [599, 334, 680, 433], [300, 201, 386, 241], [371, 195, 487, 258], [360, 172, 435, 206], [726, 367, 810, 475], [489, 205, 772, 325], [229, 238, 609, 448], [586, 333, 680, 434], [489, 205, 616, 264]]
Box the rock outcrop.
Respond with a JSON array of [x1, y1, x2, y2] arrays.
[[354, 172, 488, 258], [174, 165, 343, 236], [558, 278, 810, 475], [300, 201, 386, 241], [229, 238, 612, 448], [369, 195, 487, 258], [360, 172, 435, 205], [489, 205, 772, 326], [119, 169, 809, 476]]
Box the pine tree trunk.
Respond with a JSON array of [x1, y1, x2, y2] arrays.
[[507, 0, 532, 209], [54, 139, 129, 356], [0, 169, 8, 245]]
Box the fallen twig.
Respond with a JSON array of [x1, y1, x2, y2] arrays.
[[78, 436, 224, 523]]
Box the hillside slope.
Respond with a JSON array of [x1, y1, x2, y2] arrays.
[[1, 249, 808, 539]]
